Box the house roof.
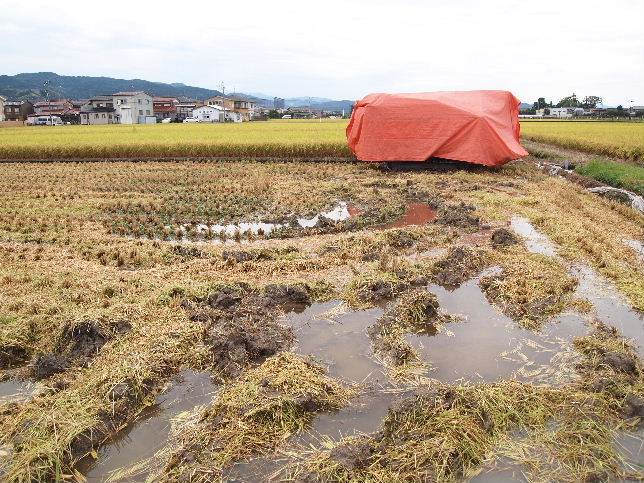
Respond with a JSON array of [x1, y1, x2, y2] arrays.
[[153, 97, 178, 102], [113, 91, 148, 96]]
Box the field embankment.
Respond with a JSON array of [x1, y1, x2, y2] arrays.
[[576, 159, 644, 196], [521, 121, 644, 163]]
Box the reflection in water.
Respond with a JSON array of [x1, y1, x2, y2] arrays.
[[80, 370, 218, 483], [185, 201, 360, 238], [406, 277, 586, 384], [382, 202, 437, 229], [572, 264, 644, 357], [510, 216, 557, 257], [0, 379, 39, 404]]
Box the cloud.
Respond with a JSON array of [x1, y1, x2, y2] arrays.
[[1, 0, 642, 104]]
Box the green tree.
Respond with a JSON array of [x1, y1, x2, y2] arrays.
[[556, 94, 580, 108], [581, 95, 602, 108]]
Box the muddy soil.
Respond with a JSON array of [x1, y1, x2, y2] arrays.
[[437, 202, 481, 230], [30, 319, 132, 380], [432, 245, 488, 290], [0, 344, 29, 370], [183, 284, 315, 378]]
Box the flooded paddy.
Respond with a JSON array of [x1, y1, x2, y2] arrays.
[[79, 370, 218, 482], [1, 159, 643, 482]]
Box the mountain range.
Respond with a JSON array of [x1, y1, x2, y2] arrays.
[[0, 72, 354, 111]]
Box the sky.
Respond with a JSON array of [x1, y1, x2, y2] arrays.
[[1, 0, 643, 105]]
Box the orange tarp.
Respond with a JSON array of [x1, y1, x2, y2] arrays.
[[346, 90, 528, 166]]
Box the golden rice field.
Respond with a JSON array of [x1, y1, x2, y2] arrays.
[[521, 121, 644, 163], [0, 120, 349, 160], [1, 119, 643, 163]]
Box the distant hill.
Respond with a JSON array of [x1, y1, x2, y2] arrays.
[[0, 72, 355, 111], [0, 72, 222, 101]]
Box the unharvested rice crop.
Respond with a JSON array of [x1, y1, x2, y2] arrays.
[[521, 121, 644, 163], [0, 120, 349, 160]]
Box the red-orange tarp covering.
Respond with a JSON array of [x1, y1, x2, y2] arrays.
[[346, 90, 528, 167]]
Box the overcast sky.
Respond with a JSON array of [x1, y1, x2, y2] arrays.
[[2, 0, 643, 105]]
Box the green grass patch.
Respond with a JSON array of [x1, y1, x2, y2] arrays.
[[576, 159, 644, 196]]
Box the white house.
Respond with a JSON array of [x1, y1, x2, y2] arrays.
[[192, 105, 243, 123], [112, 91, 155, 124], [0, 96, 6, 122], [536, 107, 581, 119]]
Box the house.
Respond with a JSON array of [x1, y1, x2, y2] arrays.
[[3, 100, 34, 121], [0, 96, 5, 122], [153, 97, 179, 122], [536, 107, 576, 118], [176, 99, 203, 121], [112, 91, 155, 124], [204, 95, 258, 121], [34, 99, 74, 115], [80, 96, 119, 125], [192, 105, 243, 123]]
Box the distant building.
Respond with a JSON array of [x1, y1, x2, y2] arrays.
[[273, 97, 285, 109], [3, 100, 34, 121], [33, 99, 74, 115], [205, 95, 258, 121], [80, 96, 119, 125], [176, 99, 202, 121], [535, 107, 580, 119], [192, 105, 242, 123], [112, 91, 155, 124], [0, 96, 5, 122], [153, 97, 179, 122]]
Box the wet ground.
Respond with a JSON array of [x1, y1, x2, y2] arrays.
[[0, 378, 39, 404], [10, 213, 639, 483], [79, 370, 218, 483]]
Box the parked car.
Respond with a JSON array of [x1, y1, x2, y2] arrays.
[[27, 115, 63, 126], [183, 117, 200, 123], [161, 118, 173, 123], [281, 114, 292, 119]]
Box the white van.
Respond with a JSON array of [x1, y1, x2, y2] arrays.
[[27, 115, 63, 126]]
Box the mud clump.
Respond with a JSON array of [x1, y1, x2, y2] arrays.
[[491, 228, 518, 247], [172, 244, 204, 259], [602, 351, 638, 375], [433, 246, 487, 289], [437, 203, 480, 229], [368, 290, 455, 367], [263, 283, 311, 309], [31, 353, 69, 380], [206, 286, 244, 310], [205, 310, 294, 378], [184, 289, 298, 378], [29, 319, 132, 380], [0, 344, 29, 369]]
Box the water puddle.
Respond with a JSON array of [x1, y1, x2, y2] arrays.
[[509, 218, 644, 355], [572, 264, 644, 357], [615, 429, 644, 478], [0, 379, 40, 404], [381, 202, 437, 229], [182, 201, 359, 239], [80, 370, 218, 483], [405, 275, 586, 384], [282, 301, 388, 384], [510, 216, 557, 257]]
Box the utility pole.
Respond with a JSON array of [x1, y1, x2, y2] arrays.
[[43, 79, 51, 126]]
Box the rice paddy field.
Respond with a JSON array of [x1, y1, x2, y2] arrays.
[[520, 120, 644, 163], [1, 121, 644, 483], [1, 119, 643, 164]]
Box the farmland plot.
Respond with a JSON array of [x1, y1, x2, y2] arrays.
[[0, 153, 643, 482]]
